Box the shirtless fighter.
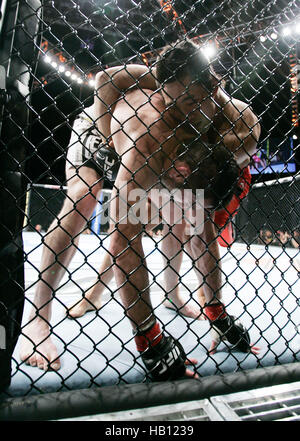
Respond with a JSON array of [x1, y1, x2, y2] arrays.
[[94, 39, 260, 355], [90, 39, 259, 376]]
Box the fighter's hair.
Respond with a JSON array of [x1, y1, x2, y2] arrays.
[[155, 38, 221, 91]]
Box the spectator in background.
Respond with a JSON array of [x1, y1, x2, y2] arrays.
[[275, 230, 291, 248], [291, 230, 300, 249], [259, 229, 274, 245]]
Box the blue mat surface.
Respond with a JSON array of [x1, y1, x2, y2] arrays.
[[3, 233, 300, 398]]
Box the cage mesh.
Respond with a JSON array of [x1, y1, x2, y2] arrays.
[[0, 0, 299, 399]]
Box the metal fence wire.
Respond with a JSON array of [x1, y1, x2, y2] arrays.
[[0, 0, 300, 402]]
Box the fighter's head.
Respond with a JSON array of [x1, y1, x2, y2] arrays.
[[163, 140, 240, 210], [156, 39, 218, 90], [155, 39, 222, 133]]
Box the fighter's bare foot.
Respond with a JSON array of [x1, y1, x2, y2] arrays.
[[162, 296, 205, 320], [162, 287, 207, 320], [67, 295, 103, 319], [20, 317, 61, 371]]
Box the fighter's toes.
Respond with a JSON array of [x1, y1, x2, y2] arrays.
[[250, 345, 260, 355], [37, 359, 47, 371], [28, 354, 38, 367], [209, 340, 218, 354], [163, 300, 204, 320]]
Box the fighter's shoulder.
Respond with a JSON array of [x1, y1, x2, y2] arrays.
[[230, 97, 259, 126]]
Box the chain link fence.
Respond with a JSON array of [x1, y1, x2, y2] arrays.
[[0, 0, 300, 410]]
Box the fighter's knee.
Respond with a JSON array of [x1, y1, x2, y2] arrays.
[[109, 239, 127, 262], [68, 180, 100, 205]]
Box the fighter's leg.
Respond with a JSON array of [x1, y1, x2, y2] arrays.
[[160, 222, 204, 319], [20, 166, 103, 370], [182, 237, 207, 317], [67, 187, 121, 318], [187, 214, 257, 354], [67, 238, 114, 318]]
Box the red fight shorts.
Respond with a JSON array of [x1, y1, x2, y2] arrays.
[[214, 166, 251, 247]]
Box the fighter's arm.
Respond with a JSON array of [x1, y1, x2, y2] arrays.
[[94, 65, 157, 140], [229, 109, 261, 169], [222, 103, 261, 169]]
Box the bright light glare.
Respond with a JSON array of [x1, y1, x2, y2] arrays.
[[58, 65, 65, 73], [65, 70, 71, 77], [89, 79, 95, 88], [282, 27, 291, 36], [201, 44, 216, 60], [260, 35, 267, 42], [44, 55, 51, 63], [270, 32, 278, 40]]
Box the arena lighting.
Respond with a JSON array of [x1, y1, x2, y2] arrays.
[[257, 21, 300, 42], [259, 31, 279, 42], [281, 21, 300, 37], [200, 43, 217, 60], [282, 27, 292, 37], [41, 16, 300, 89], [42, 54, 95, 87]]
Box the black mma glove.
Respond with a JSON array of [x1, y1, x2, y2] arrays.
[[140, 335, 187, 382], [95, 144, 120, 182], [210, 314, 251, 353]]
